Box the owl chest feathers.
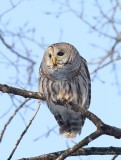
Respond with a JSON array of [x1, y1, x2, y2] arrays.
[[39, 71, 89, 115]]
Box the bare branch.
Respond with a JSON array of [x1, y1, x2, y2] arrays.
[[112, 155, 118, 160], [0, 0, 25, 19], [56, 130, 102, 160], [7, 102, 41, 160], [0, 34, 35, 64], [0, 83, 45, 100], [91, 56, 121, 74], [0, 98, 30, 142], [33, 125, 58, 141], [18, 147, 121, 160]]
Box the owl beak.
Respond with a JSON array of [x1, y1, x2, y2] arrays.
[[52, 56, 57, 66]]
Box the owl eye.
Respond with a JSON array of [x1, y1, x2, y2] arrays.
[[49, 54, 52, 58], [57, 51, 65, 56]]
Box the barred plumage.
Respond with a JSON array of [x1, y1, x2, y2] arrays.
[[39, 42, 91, 138]]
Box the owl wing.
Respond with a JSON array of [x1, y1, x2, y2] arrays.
[[80, 55, 91, 107]]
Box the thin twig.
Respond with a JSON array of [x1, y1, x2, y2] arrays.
[[33, 125, 58, 141], [7, 102, 41, 160], [112, 155, 118, 160], [0, 98, 30, 142], [0, 0, 25, 19], [91, 56, 121, 74], [0, 34, 35, 64]]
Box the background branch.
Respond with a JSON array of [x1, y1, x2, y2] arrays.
[[0, 98, 30, 142], [7, 103, 40, 160]]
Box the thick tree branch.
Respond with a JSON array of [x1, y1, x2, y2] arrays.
[[77, 109, 121, 139], [19, 147, 121, 160], [0, 83, 45, 100]]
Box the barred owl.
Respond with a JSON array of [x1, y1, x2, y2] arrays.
[[39, 42, 91, 138]]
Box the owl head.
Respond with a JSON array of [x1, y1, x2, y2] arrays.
[[41, 42, 82, 80], [42, 42, 80, 69]]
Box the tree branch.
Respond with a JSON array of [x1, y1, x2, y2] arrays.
[[8, 103, 41, 160], [18, 147, 121, 160], [0, 83, 45, 100], [56, 130, 102, 160], [0, 98, 30, 142], [0, 35, 35, 64]]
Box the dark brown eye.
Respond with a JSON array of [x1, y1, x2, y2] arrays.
[[57, 51, 65, 56], [49, 54, 52, 58]]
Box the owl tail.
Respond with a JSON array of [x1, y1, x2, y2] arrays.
[[59, 119, 82, 139], [55, 114, 85, 139]]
